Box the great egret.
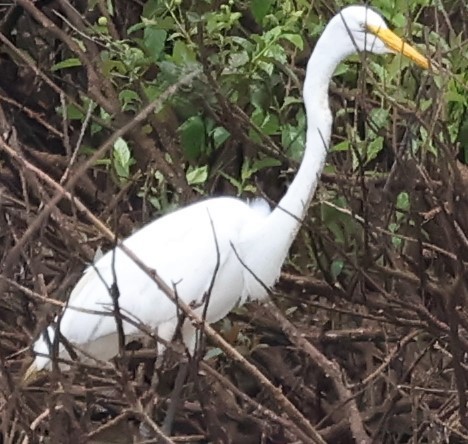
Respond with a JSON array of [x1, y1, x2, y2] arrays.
[[24, 5, 428, 381]]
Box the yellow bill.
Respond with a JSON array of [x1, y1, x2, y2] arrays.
[[367, 25, 429, 69]]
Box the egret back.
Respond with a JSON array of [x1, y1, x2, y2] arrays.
[[31, 197, 272, 370]]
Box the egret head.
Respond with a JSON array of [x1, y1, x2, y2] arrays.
[[330, 5, 428, 69]]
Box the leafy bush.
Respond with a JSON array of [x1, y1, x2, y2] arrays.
[[0, 0, 467, 442]]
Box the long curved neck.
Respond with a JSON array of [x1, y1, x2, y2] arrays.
[[264, 23, 351, 247]]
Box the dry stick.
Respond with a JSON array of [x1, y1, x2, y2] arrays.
[[357, 330, 420, 387], [0, 30, 112, 133], [370, 269, 468, 354], [200, 362, 300, 441], [86, 411, 131, 440], [406, 91, 468, 428], [321, 200, 458, 261], [0, 355, 33, 442], [315, 331, 425, 434], [371, 340, 438, 439], [170, 436, 206, 443], [132, 400, 175, 444], [15, 1, 189, 196], [0, 153, 322, 442], [0, 70, 198, 297], [232, 244, 369, 441], [160, 362, 189, 435], [21, 409, 50, 444], [263, 299, 371, 444], [16, 0, 117, 112], [60, 100, 95, 184], [0, 94, 63, 138]]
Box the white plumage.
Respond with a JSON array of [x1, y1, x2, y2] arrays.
[[26, 5, 428, 379], [33, 197, 274, 370]]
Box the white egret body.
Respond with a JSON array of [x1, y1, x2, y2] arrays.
[[26, 6, 428, 379]]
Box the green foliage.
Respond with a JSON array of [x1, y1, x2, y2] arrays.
[[221, 157, 281, 195], [51, 58, 82, 71], [143, 25, 167, 60], [186, 165, 208, 186], [61, 0, 466, 251], [178, 116, 230, 161], [389, 191, 411, 249], [179, 115, 206, 161], [320, 196, 356, 247], [250, 0, 274, 23], [113, 137, 135, 182]]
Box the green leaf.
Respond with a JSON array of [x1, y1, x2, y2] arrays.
[[260, 113, 279, 136], [264, 26, 282, 42], [143, 26, 167, 59], [179, 116, 206, 161], [51, 58, 82, 71], [228, 51, 249, 69], [204, 347, 224, 360], [66, 104, 84, 120], [172, 40, 196, 64], [331, 260, 344, 280], [127, 22, 145, 34], [113, 137, 133, 180], [144, 84, 160, 101], [241, 159, 253, 182], [334, 62, 349, 77], [396, 191, 410, 212], [211, 126, 230, 149], [445, 90, 466, 103], [142, 0, 165, 19], [251, 0, 273, 24], [264, 43, 287, 64], [389, 222, 402, 248], [106, 0, 114, 16], [282, 96, 303, 108], [186, 165, 208, 185], [365, 136, 384, 164], [368, 108, 389, 138], [282, 123, 305, 161], [251, 157, 281, 173], [119, 89, 141, 111], [281, 33, 303, 50], [257, 60, 274, 75], [331, 141, 350, 152], [102, 59, 126, 76], [251, 109, 279, 138]]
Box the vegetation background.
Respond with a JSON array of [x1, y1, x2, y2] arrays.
[[0, 0, 467, 442]]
